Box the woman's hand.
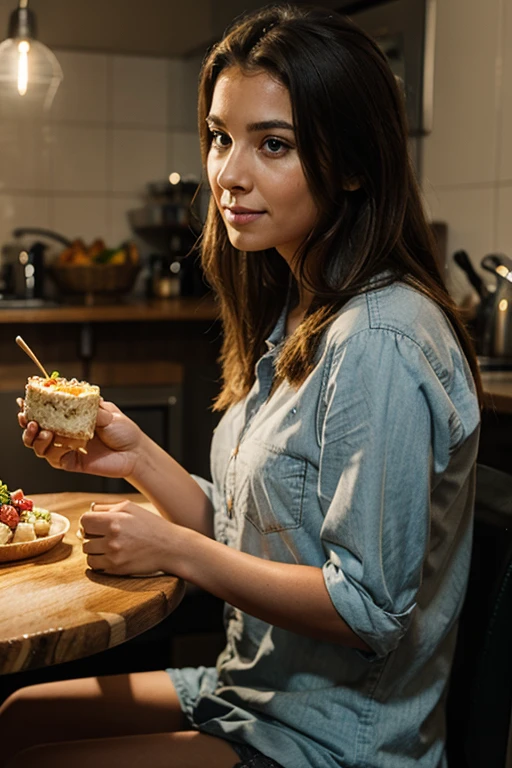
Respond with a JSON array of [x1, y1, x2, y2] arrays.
[[18, 399, 144, 479], [80, 500, 178, 576]]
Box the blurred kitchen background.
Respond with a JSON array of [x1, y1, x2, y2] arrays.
[[0, 0, 508, 306]]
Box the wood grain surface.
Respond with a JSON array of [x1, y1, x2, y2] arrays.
[[0, 492, 185, 675], [0, 296, 218, 325]]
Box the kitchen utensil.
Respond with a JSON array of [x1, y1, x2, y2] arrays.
[[453, 250, 489, 299], [454, 250, 512, 358], [15, 335, 50, 378]]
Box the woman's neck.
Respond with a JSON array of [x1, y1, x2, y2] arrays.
[[286, 287, 314, 336]]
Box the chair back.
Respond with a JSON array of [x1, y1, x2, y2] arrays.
[[446, 464, 512, 768]]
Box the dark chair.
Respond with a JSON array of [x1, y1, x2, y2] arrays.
[[446, 464, 512, 768]]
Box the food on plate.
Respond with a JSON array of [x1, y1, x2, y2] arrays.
[[0, 481, 52, 545], [12, 522, 36, 543], [24, 372, 100, 442]]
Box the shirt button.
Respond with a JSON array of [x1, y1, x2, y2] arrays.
[[231, 445, 239, 457], [226, 496, 234, 516]]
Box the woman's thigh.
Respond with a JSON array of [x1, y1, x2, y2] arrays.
[[6, 731, 241, 768], [0, 671, 188, 765]]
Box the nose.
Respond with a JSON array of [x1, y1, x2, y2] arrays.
[[215, 143, 252, 194]]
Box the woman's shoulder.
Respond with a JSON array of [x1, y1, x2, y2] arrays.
[[322, 280, 477, 407], [326, 280, 458, 359], [320, 280, 480, 464]]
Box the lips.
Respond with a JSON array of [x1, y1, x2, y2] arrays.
[[224, 207, 265, 226]]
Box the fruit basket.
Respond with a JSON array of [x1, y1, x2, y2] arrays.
[[50, 262, 140, 294], [49, 239, 140, 304]]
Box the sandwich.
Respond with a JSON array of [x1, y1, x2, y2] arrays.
[[24, 374, 101, 443]]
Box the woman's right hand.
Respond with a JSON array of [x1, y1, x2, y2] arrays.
[[18, 399, 145, 479]]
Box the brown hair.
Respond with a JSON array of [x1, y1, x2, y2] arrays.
[[198, 3, 483, 411]]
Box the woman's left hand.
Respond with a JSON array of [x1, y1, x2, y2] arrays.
[[80, 501, 177, 576]]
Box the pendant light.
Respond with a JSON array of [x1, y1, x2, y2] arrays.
[[0, 0, 63, 114]]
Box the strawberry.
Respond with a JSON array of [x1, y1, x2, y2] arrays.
[[0, 505, 20, 530], [15, 497, 33, 512], [10, 489, 24, 503]]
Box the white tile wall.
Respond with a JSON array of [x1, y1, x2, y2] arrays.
[[422, 0, 512, 306], [168, 56, 202, 132], [423, 0, 501, 188], [111, 128, 168, 194], [496, 185, 512, 255], [52, 196, 110, 244], [0, 49, 202, 251], [168, 131, 202, 181], [0, 194, 51, 237], [50, 51, 108, 124], [111, 56, 168, 128], [498, 2, 512, 181], [51, 125, 108, 193], [109, 197, 143, 246], [0, 123, 52, 192], [423, 185, 495, 302]]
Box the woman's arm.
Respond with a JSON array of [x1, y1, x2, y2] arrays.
[[175, 524, 371, 649], [81, 501, 370, 650], [20, 402, 215, 538], [127, 433, 215, 537]]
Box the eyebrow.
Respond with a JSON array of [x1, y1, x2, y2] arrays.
[[206, 115, 294, 132]]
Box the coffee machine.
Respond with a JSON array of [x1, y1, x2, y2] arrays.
[[128, 177, 210, 298]]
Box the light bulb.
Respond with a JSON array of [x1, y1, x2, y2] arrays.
[[0, 2, 63, 116], [17, 39, 29, 95]]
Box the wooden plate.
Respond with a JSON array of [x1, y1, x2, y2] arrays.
[[0, 512, 70, 563]]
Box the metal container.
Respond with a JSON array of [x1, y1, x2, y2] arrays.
[[454, 250, 512, 358]]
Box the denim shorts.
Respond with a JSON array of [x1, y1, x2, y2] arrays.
[[232, 743, 284, 768]]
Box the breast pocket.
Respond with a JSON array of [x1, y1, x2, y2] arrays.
[[235, 442, 307, 534]]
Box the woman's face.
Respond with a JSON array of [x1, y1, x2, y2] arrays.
[[206, 66, 318, 267]]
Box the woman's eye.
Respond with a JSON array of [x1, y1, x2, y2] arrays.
[[211, 131, 231, 149], [263, 138, 289, 155]]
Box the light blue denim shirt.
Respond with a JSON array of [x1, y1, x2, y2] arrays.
[[168, 280, 481, 768]]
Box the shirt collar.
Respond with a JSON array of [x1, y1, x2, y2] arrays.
[[265, 301, 288, 351]]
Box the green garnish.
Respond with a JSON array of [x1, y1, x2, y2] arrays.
[[49, 370, 60, 379], [0, 481, 10, 505], [20, 508, 51, 524]]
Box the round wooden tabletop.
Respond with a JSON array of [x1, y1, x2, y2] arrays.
[[0, 492, 186, 675]]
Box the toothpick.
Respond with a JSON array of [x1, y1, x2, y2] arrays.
[[15, 336, 50, 379]]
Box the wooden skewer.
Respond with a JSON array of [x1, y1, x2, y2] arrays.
[[15, 336, 50, 379]]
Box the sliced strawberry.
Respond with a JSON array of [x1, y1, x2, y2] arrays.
[[0, 505, 20, 530], [10, 489, 24, 502]]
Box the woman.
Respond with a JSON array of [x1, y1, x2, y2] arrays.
[[0, 4, 481, 768]]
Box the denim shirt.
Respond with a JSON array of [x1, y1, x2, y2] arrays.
[[170, 280, 480, 768]]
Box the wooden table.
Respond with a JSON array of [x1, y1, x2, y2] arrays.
[[0, 492, 186, 675]]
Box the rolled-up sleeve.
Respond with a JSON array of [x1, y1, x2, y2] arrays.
[[319, 330, 438, 658]]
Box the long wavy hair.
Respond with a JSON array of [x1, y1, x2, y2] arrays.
[[198, 3, 483, 411]]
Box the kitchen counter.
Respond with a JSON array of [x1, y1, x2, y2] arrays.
[[481, 372, 512, 414], [0, 295, 218, 324]]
